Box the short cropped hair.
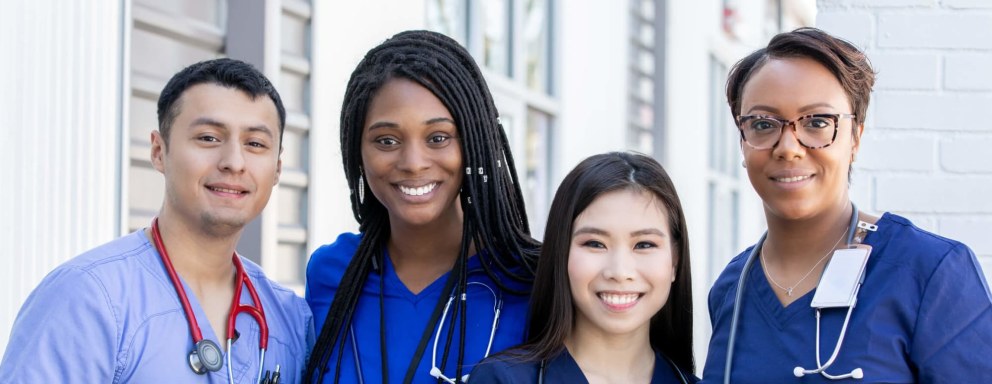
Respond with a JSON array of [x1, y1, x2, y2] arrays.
[[726, 27, 876, 128], [156, 58, 286, 147]]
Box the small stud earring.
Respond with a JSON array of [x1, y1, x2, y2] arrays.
[[741, 160, 747, 169]]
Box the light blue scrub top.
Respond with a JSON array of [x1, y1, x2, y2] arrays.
[[702, 213, 992, 383], [0, 230, 315, 383]]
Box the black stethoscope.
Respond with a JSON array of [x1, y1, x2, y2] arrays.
[[151, 218, 280, 384], [349, 270, 502, 384], [537, 352, 690, 384], [722, 203, 876, 383]]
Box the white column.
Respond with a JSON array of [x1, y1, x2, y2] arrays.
[[0, 0, 124, 350]]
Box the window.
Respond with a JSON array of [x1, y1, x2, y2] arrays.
[[426, 0, 468, 45], [523, 0, 551, 93], [707, 56, 743, 282], [427, 0, 558, 236], [628, 0, 657, 155], [478, 0, 512, 76]]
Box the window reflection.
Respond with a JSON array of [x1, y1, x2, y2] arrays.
[[481, 0, 511, 75], [524, 0, 550, 93], [426, 0, 467, 44], [525, 109, 551, 237]]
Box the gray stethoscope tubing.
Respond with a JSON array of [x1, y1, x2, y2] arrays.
[[429, 281, 502, 383], [723, 203, 862, 384]]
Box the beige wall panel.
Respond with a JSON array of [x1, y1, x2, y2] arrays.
[[134, 0, 223, 25]]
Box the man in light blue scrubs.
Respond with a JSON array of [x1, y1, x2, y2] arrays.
[[0, 58, 314, 383]]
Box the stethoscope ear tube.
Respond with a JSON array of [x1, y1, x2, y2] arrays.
[[723, 233, 764, 384], [724, 203, 863, 383]]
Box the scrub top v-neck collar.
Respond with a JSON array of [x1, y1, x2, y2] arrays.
[[148, 232, 263, 382], [375, 247, 481, 302], [747, 214, 884, 329]]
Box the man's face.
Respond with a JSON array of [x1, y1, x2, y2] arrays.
[[151, 83, 282, 237]]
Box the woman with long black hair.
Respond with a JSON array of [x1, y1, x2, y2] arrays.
[[304, 30, 540, 383], [471, 152, 697, 383]]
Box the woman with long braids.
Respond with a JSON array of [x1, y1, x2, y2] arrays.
[[304, 30, 540, 383]]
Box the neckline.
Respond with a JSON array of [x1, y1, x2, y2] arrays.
[[377, 247, 483, 302], [748, 212, 890, 326]]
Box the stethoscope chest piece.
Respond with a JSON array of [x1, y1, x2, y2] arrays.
[[189, 336, 224, 374]]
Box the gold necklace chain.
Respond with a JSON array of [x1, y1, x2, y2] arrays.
[[761, 225, 849, 297]]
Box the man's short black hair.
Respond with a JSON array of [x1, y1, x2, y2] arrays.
[[156, 58, 286, 147]]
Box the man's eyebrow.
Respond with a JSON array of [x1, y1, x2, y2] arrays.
[[246, 125, 274, 139], [190, 117, 227, 129]]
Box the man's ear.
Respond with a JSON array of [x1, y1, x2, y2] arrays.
[[150, 131, 166, 173], [274, 147, 283, 186]]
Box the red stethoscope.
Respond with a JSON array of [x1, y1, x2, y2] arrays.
[[151, 218, 279, 384]]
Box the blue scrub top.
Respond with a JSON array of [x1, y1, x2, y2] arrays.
[[0, 230, 315, 383], [469, 348, 698, 383], [702, 213, 992, 383], [305, 232, 531, 384]]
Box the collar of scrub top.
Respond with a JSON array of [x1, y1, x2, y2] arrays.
[[722, 202, 877, 383], [537, 350, 690, 384], [151, 218, 272, 383]]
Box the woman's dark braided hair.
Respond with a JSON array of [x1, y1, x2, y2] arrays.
[[305, 30, 541, 383]]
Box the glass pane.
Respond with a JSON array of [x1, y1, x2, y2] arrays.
[[278, 186, 305, 227], [281, 11, 308, 57], [640, 22, 654, 47], [639, 76, 653, 103], [641, 0, 655, 21], [276, 242, 305, 283], [426, 0, 467, 44], [639, 49, 654, 75], [480, 0, 511, 76], [525, 109, 551, 237], [524, 0, 550, 93]]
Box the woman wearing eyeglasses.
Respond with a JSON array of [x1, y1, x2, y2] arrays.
[[701, 28, 992, 383]]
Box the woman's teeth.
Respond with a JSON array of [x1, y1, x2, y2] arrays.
[[399, 183, 437, 196], [599, 293, 640, 305], [774, 175, 811, 183]]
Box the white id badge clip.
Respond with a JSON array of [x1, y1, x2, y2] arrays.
[[811, 244, 872, 309]]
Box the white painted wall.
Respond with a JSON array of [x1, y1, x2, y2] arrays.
[[555, 2, 629, 184], [817, 0, 992, 283], [309, 1, 428, 249], [0, 0, 124, 352]]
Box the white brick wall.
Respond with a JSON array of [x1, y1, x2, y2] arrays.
[[818, 0, 992, 282]]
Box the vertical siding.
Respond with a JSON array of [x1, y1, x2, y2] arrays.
[[0, 0, 124, 351], [274, 0, 312, 289]]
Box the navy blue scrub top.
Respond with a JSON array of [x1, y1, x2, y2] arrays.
[[701, 213, 992, 383], [470, 348, 697, 383]]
